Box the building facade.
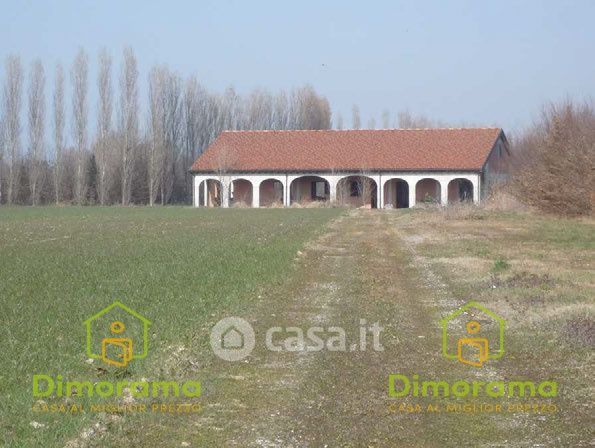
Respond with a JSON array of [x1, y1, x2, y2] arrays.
[[190, 128, 510, 209]]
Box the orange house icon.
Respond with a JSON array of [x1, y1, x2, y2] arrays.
[[441, 301, 505, 367]]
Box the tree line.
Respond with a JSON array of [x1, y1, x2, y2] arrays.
[[0, 48, 332, 206]]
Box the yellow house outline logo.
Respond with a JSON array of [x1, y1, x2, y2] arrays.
[[441, 301, 505, 367], [83, 301, 151, 367]]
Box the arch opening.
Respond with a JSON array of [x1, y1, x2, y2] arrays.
[[448, 178, 474, 203], [415, 178, 441, 204], [229, 179, 253, 207], [199, 179, 222, 207], [337, 175, 377, 208], [290, 176, 330, 205], [383, 179, 409, 209], [259, 179, 284, 207]]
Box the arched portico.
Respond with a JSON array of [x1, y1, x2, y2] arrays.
[[229, 178, 253, 207], [193, 172, 481, 208], [259, 178, 284, 207], [383, 178, 409, 208], [448, 178, 474, 203], [337, 175, 378, 208], [289, 176, 330, 205], [198, 179, 223, 207], [415, 178, 441, 204]]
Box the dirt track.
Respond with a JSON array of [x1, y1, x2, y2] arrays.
[[119, 209, 586, 447], [200, 210, 477, 446]]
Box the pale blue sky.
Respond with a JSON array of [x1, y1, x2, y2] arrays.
[[1, 0, 594, 135]]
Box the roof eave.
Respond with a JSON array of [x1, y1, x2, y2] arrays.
[[189, 167, 483, 175]]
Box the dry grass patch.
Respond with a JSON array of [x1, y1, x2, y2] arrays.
[[393, 207, 594, 445]]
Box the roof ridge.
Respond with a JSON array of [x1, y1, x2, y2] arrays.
[[221, 127, 501, 133]]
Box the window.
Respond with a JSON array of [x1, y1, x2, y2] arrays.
[[311, 181, 328, 200]]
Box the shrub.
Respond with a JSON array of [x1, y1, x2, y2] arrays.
[[510, 100, 594, 216], [492, 258, 511, 273]]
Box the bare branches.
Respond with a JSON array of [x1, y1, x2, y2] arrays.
[[3, 55, 23, 204], [351, 104, 361, 130], [147, 66, 185, 205], [397, 110, 442, 129], [119, 47, 138, 205], [148, 65, 166, 206], [290, 85, 331, 130], [96, 49, 113, 205], [273, 91, 289, 130], [335, 112, 343, 130], [0, 113, 4, 203], [161, 70, 182, 204], [53, 63, 65, 204], [28, 59, 45, 205], [381, 110, 390, 129], [183, 76, 207, 196], [71, 48, 89, 204], [511, 100, 595, 216], [0, 48, 335, 205]]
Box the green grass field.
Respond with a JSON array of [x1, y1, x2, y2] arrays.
[[0, 207, 341, 447], [1, 206, 593, 447]]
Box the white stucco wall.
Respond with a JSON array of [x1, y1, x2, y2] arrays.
[[193, 172, 481, 208]]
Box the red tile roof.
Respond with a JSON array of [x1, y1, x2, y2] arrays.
[[190, 128, 503, 173]]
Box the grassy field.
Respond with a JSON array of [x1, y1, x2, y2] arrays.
[[395, 207, 594, 446], [0, 207, 342, 447], [1, 206, 593, 447]]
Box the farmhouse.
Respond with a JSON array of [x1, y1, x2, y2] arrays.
[[190, 128, 509, 208]]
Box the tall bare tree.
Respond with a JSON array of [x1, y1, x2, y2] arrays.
[[147, 65, 166, 206], [119, 47, 139, 205], [183, 76, 207, 201], [245, 89, 274, 130], [0, 114, 4, 203], [161, 71, 182, 204], [3, 55, 23, 204], [28, 59, 46, 205], [335, 112, 344, 130], [71, 49, 89, 204], [397, 110, 440, 129], [273, 91, 289, 130], [291, 85, 331, 130], [381, 110, 390, 129], [352, 104, 361, 130], [221, 87, 241, 131], [96, 49, 113, 205], [53, 63, 65, 203]]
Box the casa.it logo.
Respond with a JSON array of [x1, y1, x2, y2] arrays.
[[83, 301, 151, 367], [441, 301, 505, 367], [210, 317, 256, 362]]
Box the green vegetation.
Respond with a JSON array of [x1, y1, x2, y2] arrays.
[[0, 207, 341, 447], [492, 257, 511, 272], [2, 206, 593, 447]]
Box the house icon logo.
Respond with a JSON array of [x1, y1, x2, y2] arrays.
[[441, 301, 505, 367], [84, 301, 151, 367], [221, 326, 245, 349], [210, 317, 255, 361]]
